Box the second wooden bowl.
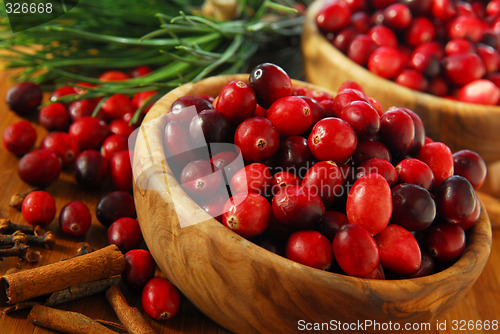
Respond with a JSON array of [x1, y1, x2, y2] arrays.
[[132, 74, 492, 334]]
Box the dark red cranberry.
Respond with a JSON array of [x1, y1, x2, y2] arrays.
[[315, 0, 352, 33], [400, 0, 432, 15], [351, 12, 371, 34], [210, 150, 238, 180], [347, 34, 378, 66], [428, 78, 449, 97], [435, 175, 477, 225], [6, 82, 42, 114], [101, 94, 135, 121], [378, 108, 415, 155], [302, 161, 343, 207], [352, 139, 391, 165], [457, 79, 500, 105], [180, 160, 221, 199], [39, 103, 69, 131], [142, 278, 181, 320], [340, 101, 380, 138], [69, 116, 109, 150], [68, 99, 98, 122], [277, 136, 314, 176], [96, 191, 136, 227], [267, 96, 311, 136], [333, 28, 357, 53], [368, 46, 407, 79], [101, 135, 129, 160], [41, 132, 79, 167], [443, 53, 486, 86], [74, 150, 108, 189], [22, 190, 56, 226], [189, 109, 232, 144], [110, 119, 135, 137], [222, 192, 271, 238], [215, 80, 256, 125], [107, 217, 143, 252], [318, 211, 349, 241], [168, 96, 213, 123], [272, 185, 325, 230], [356, 158, 397, 187], [110, 150, 132, 191], [417, 142, 454, 187], [18, 149, 62, 187], [401, 108, 425, 155], [230, 163, 272, 196], [200, 192, 228, 222], [391, 184, 436, 231], [2, 121, 37, 155], [122, 249, 156, 290], [59, 201, 92, 237], [249, 63, 293, 108], [286, 230, 333, 270], [130, 65, 152, 78], [308, 118, 357, 164], [395, 158, 434, 190], [408, 251, 435, 278], [453, 149, 487, 189], [425, 222, 466, 263], [234, 117, 280, 162]]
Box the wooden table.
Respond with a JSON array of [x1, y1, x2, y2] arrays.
[[0, 70, 499, 334]]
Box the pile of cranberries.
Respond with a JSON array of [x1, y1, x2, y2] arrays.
[[167, 62, 487, 279], [3, 68, 180, 320], [315, 0, 500, 106]]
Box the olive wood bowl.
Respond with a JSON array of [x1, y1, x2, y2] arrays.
[[302, 0, 500, 202], [132, 74, 492, 334]]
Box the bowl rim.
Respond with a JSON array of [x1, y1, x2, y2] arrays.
[[304, 0, 500, 114], [136, 73, 493, 289]]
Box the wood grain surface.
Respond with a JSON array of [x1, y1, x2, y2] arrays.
[[0, 69, 499, 334]]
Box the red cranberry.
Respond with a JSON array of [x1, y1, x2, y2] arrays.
[[368, 46, 407, 79], [272, 185, 325, 230], [356, 158, 397, 187], [448, 16, 485, 43], [301, 161, 343, 207], [368, 25, 397, 47], [110, 119, 134, 137], [432, 0, 457, 21], [180, 160, 221, 199], [50, 85, 77, 102], [457, 79, 500, 105], [298, 96, 326, 132], [318, 211, 349, 241], [338, 80, 366, 94], [74, 150, 108, 189], [443, 53, 486, 86], [453, 149, 487, 189], [41, 132, 79, 167], [401, 108, 425, 155], [267, 96, 311, 136], [347, 34, 378, 66], [332, 224, 379, 277], [2, 121, 37, 155], [405, 17, 436, 46], [346, 173, 392, 235], [130, 65, 152, 78], [189, 109, 232, 144], [409, 51, 441, 78], [132, 91, 156, 114], [110, 150, 133, 191], [277, 136, 314, 176], [332, 88, 369, 117], [315, 0, 352, 33], [99, 71, 129, 82], [375, 224, 421, 275], [391, 184, 436, 231], [428, 78, 449, 97], [101, 135, 129, 160], [168, 96, 213, 123], [249, 63, 292, 108], [6, 82, 43, 114], [308, 118, 357, 164], [395, 69, 428, 92], [222, 193, 271, 238], [59, 201, 92, 237], [445, 39, 475, 57], [340, 100, 380, 138], [352, 139, 391, 165], [22, 191, 56, 226], [333, 28, 357, 52], [286, 230, 333, 270], [271, 171, 301, 195], [210, 150, 238, 179], [39, 103, 69, 131], [425, 222, 466, 263], [383, 4, 412, 30], [68, 99, 98, 122], [476, 44, 499, 73], [215, 80, 256, 125], [378, 108, 415, 155], [417, 142, 454, 187], [395, 158, 434, 190], [69, 116, 109, 150], [142, 278, 181, 320], [18, 149, 62, 187], [96, 191, 137, 227], [435, 175, 477, 225], [107, 217, 143, 252], [123, 249, 156, 290], [345, 0, 367, 12], [230, 163, 272, 196], [351, 12, 371, 34], [101, 94, 135, 121], [234, 117, 280, 162]]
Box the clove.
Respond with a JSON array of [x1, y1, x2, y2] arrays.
[[0, 231, 28, 245], [0, 219, 45, 235], [22, 231, 56, 249], [0, 242, 29, 259], [23, 249, 41, 263]]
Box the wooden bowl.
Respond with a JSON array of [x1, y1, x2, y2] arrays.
[[302, 0, 500, 193], [132, 74, 492, 334]]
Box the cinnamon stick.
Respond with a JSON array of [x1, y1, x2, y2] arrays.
[[0, 244, 125, 305], [106, 285, 157, 334], [28, 305, 119, 334]]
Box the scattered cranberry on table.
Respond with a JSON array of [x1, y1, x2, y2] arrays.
[[22, 190, 56, 226], [2, 120, 37, 155], [59, 201, 92, 237], [107, 217, 143, 253], [142, 277, 181, 321], [122, 249, 156, 290]]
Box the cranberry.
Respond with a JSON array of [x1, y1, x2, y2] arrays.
[[189, 109, 232, 144], [400, 0, 432, 15], [428, 78, 449, 97], [267, 96, 311, 136], [391, 184, 436, 231], [50, 85, 77, 102], [457, 79, 500, 105], [297, 96, 326, 132], [476, 44, 499, 73], [234, 117, 280, 162], [215, 80, 256, 125], [346, 173, 392, 235], [417, 142, 454, 187], [371, 0, 397, 9], [459, 196, 481, 230], [405, 17, 436, 46], [39, 103, 69, 131], [333, 28, 357, 52], [375, 224, 421, 275], [101, 94, 135, 121], [352, 139, 391, 165], [101, 134, 129, 160], [74, 150, 108, 189], [272, 185, 325, 230], [180, 160, 221, 199], [368, 25, 397, 47], [130, 65, 152, 78], [110, 150, 133, 191], [432, 0, 457, 21], [222, 193, 271, 238], [318, 211, 349, 241], [99, 71, 129, 82], [401, 108, 425, 155], [286, 230, 333, 270], [69, 116, 109, 150], [6, 82, 43, 114], [168, 96, 213, 123], [443, 53, 486, 86], [368, 46, 406, 79], [308, 118, 357, 164], [378, 108, 415, 156], [408, 251, 435, 278], [448, 16, 485, 43], [425, 222, 466, 263], [333, 88, 369, 117], [132, 91, 157, 114], [332, 224, 379, 278], [68, 99, 98, 121], [340, 100, 380, 138], [18, 149, 62, 187], [122, 249, 156, 290], [351, 12, 371, 34], [41, 132, 79, 167], [2, 120, 37, 155], [210, 150, 238, 179], [96, 191, 136, 227], [277, 136, 314, 177], [22, 191, 56, 226], [110, 119, 134, 137], [302, 161, 343, 207], [249, 63, 292, 108], [230, 163, 271, 196], [107, 217, 143, 252], [383, 4, 412, 30], [356, 158, 397, 187], [435, 175, 477, 225], [409, 51, 441, 78], [59, 201, 92, 237], [395, 158, 434, 190], [142, 278, 181, 320], [347, 34, 378, 66], [453, 149, 487, 189], [364, 263, 385, 279], [271, 171, 301, 195], [345, 0, 367, 12], [445, 39, 474, 57], [315, 0, 352, 33], [395, 69, 428, 92], [338, 81, 366, 94]]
